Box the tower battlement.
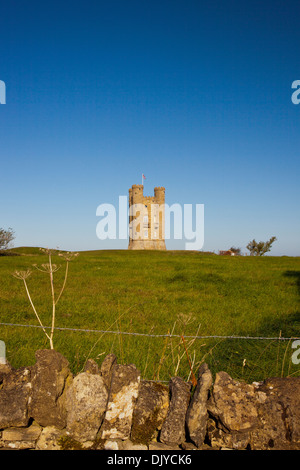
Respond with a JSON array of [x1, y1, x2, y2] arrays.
[[128, 184, 166, 250]]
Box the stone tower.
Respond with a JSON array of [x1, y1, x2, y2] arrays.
[[128, 184, 166, 250]]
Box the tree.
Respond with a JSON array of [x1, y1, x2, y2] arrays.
[[0, 227, 15, 253], [246, 236, 277, 256], [229, 247, 241, 255]]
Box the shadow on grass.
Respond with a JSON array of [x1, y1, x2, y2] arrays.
[[0, 251, 20, 256], [209, 271, 300, 381], [285, 271, 300, 296], [245, 270, 300, 338]]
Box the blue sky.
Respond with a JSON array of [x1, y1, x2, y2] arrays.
[[1, 0, 299, 254]]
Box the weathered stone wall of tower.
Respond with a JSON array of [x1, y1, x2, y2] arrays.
[[154, 187, 165, 247], [128, 185, 166, 250]]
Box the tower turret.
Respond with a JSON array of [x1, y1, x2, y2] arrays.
[[154, 187, 165, 204]]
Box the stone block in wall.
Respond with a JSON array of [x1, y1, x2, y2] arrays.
[[0, 367, 31, 428], [122, 439, 148, 450], [0, 362, 12, 383], [207, 372, 300, 450], [250, 377, 300, 450], [148, 442, 181, 451], [0, 423, 41, 450], [101, 439, 148, 450], [208, 371, 259, 433], [28, 349, 73, 429], [103, 439, 122, 450], [65, 372, 108, 443], [35, 426, 68, 450], [100, 364, 140, 440], [207, 417, 251, 450], [160, 377, 191, 445], [186, 363, 213, 448], [83, 358, 100, 375], [100, 353, 117, 391], [131, 380, 169, 443]]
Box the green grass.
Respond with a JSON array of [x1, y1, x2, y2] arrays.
[[1, 247, 300, 382]]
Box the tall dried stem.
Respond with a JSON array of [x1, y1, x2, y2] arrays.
[[23, 277, 52, 346], [13, 248, 78, 350]]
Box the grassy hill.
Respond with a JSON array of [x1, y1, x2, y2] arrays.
[[0, 247, 299, 382]]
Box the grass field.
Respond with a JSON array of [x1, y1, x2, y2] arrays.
[[0, 247, 300, 382]]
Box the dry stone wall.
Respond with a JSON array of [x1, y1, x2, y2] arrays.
[[0, 349, 299, 450]]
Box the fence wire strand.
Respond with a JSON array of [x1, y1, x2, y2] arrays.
[[0, 322, 298, 341]]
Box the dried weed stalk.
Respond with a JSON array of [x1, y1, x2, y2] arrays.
[[13, 247, 79, 349]]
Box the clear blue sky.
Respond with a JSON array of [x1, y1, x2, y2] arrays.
[[1, 0, 299, 254]]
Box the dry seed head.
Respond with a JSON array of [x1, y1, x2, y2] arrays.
[[58, 252, 79, 261], [12, 269, 32, 280], [33, 263, 61, 273], [39, 247, 58, 255]]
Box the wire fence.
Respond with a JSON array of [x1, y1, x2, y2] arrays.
[[1, 321, 299, 383], [0, 322, 298, 341]]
